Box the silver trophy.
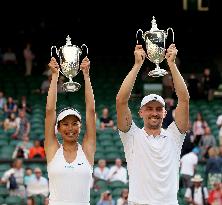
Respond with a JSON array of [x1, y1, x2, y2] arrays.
[[136, 16, 174, 77], [51, 35, 88, 92]]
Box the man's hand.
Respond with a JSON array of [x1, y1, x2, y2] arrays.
[[80, 57, 90, 76], [165, 44, 178, 64]]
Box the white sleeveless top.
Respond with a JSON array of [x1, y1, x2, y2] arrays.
[[47, 143, 93, 205]]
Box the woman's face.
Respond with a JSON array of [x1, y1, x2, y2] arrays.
[[122, 189, 128, 198], [8, 97, 13, 103], [197, 112, 202, 120], [58, 115, 81, 143], [10, 113, 16, 120]]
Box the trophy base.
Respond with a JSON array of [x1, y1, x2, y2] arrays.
[[148, 69, 168, 78], [62, 82, 81, 92]]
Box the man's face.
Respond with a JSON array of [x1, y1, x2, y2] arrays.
[[102, 108, 109, 117], [34, 169, 42, 179], [194, 181, 201, 187], [115, 158, 122, 167], [139, 101, 166, 129], [98, 160, 106, 168]]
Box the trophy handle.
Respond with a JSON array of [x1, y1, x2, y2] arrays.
[[166, 27, 174, 43], [51, 46, 59, 57], [50, 46, 66, 76], [136, 29, 144, 44], [81, 44, 88, 58]]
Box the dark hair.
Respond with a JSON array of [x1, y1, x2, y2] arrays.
[[16, 147, 25, 158], [25, 167, 32, 171]]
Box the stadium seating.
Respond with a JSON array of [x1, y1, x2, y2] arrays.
[[0, 64, 222, 205]]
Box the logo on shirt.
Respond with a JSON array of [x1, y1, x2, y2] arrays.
[[162, 135, 167, 138], [65, 165, 75, 169], [78, 162, 84, 165]]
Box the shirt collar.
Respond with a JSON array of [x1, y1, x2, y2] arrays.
[[142, 127, 167, 138]]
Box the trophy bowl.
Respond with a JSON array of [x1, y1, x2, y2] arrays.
[[136, 16, 174, 77], [51, 35, 88, 92]]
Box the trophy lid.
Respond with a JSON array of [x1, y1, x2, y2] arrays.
[[65, 35, 72, 46], [150, 16, 159, 32]]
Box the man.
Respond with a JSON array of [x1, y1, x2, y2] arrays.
[[0, 159, 25, 198], [107, 158, 128, 184], [94, 159, 110, 181], [12, 109, 30, 140], [116, 44, 190, 205], [180, 147, 199, 188], [184, 174, 208, 205], [26, 167, 49, 205]]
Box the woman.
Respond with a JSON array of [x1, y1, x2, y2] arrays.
[[206, 147, 222, 190], [45, 57, 96, 205], [3, 112, 18, 132], [116, 188, 128, 205], [192, 111, 208, 146]]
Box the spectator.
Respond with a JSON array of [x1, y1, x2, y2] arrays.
[[0, 159, 25, 197], [185, 174, 209, 205], [2, 47, 17, 65], [24, 167, 33, 188], [200, 67, 215, 101], [107, 158, 127, 184], [116, 188, 128, 205], [94, 159, 110, 181], [180, 147, 199, 188], [192, 111, 208, 146], [97, 190, 115, 205], [100, 107, 115, 130], [23, 42, 35, 76], [18, 95, 32, 114], [208, 181, 222, 205], [199, 127, 216, 161], [26, 167, 49, 205], [216, 114, 222, 146], [205, 147, 222, 190], [4, 96, 18, 117], [12, 135, 33, 159], [3, 113, 18, 132], [28, 139, 46, 159], [12, 109, 30, 140], [0, 90, 6, 115]]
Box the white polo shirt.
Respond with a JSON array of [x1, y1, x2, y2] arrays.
[[180, 152, 198, 176], [119, 121, 185, 205]]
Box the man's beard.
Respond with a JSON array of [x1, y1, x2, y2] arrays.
[[146, 117, 162, 129], [147, 123, 161, 129]]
